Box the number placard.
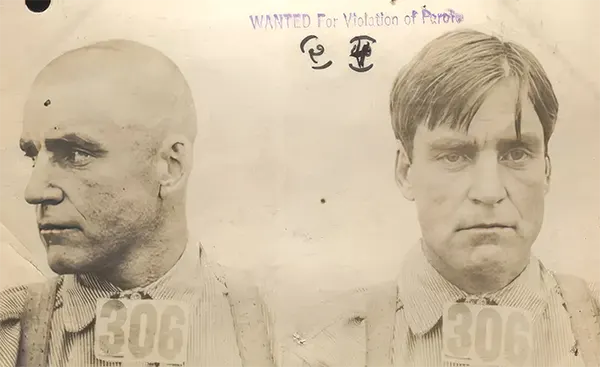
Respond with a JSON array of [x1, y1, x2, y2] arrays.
[[94, 298, 190, 365], [442, 302, 533, 367]]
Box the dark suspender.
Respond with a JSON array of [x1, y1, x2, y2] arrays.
[[224, 270, 276, 367], [17, 273, 597, 366], [554, 273, 600, 367], [364, 274, 600, 367], [15, 274, 276, 367], [365, 281, 398, 366], [16, 277, 60, 367]]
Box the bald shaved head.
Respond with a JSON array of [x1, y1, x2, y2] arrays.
[[30, 39, 197, 145], [20, 40, 197, 281]]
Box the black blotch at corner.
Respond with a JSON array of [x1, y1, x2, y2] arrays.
[[26, 0, 51, 13], [44, 99, 51, 107]]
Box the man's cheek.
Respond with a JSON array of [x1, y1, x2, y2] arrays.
[[83, 191, 124, 219], [507, 162, 547, 187], [416, 178, 458, 211], [506, 176, 546, 211], [519, 191, 545, 225], [416, 190, 456, 236]]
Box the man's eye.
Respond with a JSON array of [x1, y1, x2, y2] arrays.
[[441, 153, 468, 164], [501, 149, 530, 162], [64, 149, 93, 166]]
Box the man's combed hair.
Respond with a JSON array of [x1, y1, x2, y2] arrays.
[[389, 29, 559, 159]]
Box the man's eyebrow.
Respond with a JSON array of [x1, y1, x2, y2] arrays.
[[428, 137, 478, 151], [45, 133, 106, 153], [497, 133, 543, 151]]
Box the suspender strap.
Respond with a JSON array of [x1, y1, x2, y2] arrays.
[[225, 270, 275, 367], [365, 281, 398, 367], [554, 273, 600, 367], [16, 277, 60, 367], [362, 272, 599, 366]]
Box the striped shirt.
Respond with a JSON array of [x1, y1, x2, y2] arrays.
[[0, 243, 242, 367], [274, 241, 599, 367], [393, 242, 599, 367]]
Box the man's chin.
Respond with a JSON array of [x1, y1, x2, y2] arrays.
[[465, 244, 508, 268], [455, 231, 517, 262], [46, 247, 95, 275], [48, 261, 78, 275]]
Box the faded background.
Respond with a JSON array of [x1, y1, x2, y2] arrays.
[[0, 0, 598, 297]]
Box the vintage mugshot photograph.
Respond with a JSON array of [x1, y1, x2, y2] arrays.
[[0, 0, 598, 366]]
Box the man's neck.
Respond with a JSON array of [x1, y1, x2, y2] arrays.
[[422, 243, 529, 295], [98, 225, 189, 290]]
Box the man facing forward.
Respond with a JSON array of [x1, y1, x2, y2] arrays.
[[386, 28, 599, 367], [0, 40, 273, 367], [278, 29, 599, 367]]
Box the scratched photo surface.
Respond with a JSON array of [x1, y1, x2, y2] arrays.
[[0, 0, 598, 366]]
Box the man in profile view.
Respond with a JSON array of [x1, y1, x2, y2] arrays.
[[277, 29, 599, 367], [0, 40, 274, 367]]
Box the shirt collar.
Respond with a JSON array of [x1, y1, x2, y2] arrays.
[[60, 242, 204, 333], [397, 240, 549, 336]]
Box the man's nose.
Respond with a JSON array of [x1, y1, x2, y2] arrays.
[[467, 151, 507, 205], [24, 152, 64, 205]]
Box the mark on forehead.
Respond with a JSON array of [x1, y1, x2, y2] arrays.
[[44, 99, 51, 107]]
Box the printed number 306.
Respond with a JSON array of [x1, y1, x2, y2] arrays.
[[444, 303, 532, 366], [97, 299, 187, 361]]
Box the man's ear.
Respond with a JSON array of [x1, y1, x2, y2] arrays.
[[395, 141, 415, 201], [544, 155, 552, 194], [157, 134, 192, 199]]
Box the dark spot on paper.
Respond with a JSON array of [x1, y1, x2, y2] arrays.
[[320, 198, 326, 204], [348, 316, 365, 325], [390, 0, 397, 4], [44, 99, 51, 107], [26, 0, 51, 13], [570, 342, 579, 356]]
